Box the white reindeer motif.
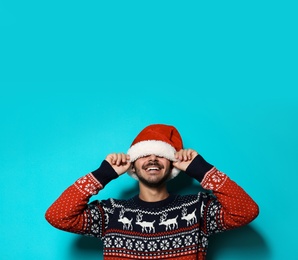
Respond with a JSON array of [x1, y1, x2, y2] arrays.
[[118, 208, 133, 230], [159, 212, 178, 231], [135, 213, 155, 233], [181, 207, 197, 226]]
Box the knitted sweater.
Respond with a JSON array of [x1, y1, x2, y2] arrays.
[[45, 155, 259, 260]]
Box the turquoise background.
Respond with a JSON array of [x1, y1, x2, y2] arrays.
[[0, 1, 297, 259]]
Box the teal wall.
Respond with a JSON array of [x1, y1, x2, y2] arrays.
[[1, 1, 297, 259]]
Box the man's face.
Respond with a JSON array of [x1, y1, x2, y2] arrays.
[[132, 154, 172, 188]]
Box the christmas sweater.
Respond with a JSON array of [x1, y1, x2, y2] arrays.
[[46, 155, 259, 260]]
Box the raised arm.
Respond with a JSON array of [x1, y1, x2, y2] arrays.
[[174, 149, 259, 233], [45, 154, 130, 236]]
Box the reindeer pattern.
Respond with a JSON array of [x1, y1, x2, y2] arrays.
[[114, 204, 202, 232], [159, 212, 179, 230], [117, 208, 133, 230], [100, 194, 211, 234], [136, 212, 156, 233], [181, 207, 197, 226]]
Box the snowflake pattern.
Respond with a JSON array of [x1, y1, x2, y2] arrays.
[[125, 239, 133, 250], [147, 241, 157, 251], [172, 237, 182, 248], [114, 237, 123, 248], [202, 169, 227, 191], [204, 182, 214, 190], [90, 209, 100, 220], [194, 233, 199, 244], [209, 204, 218, 217], [85, 183, 97, 195], [184, 235, 193, 246], [135, 240, 145, 251], [104, 238, 112, 247], [90, 224, 99, 234], [212, 174, 222, 183], [201, 237, 208, 247], [77, 176, 87, 184], [160, 240, 170, 250], [209, 220, 217, 230], [75, 174, 101, 196]]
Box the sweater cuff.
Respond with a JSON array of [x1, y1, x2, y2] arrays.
[[185, 154, 214, 182], [91, 160, 119, 187]]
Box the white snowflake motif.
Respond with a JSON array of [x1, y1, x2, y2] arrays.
[[90, 209, 100, 220], [135, 241, 145, 251], [209, 220, 217, 230], [184, 235, 193, 246], [209, 204, 218, 217], [201, 237, 208, 247], [172, 237, 182, 248], [125, 239, 133, 250], [205, 183, 214, 190], [91, 224, 99, 234], [147, 241, 157, 251], [77, 177, 87, 184], [114, 237, 123, 248], [160, 240, 170, 250], [194, 234, 199, 244], [212, 174, 222, 183], [85, 183, 96, 194], [104, 238, 112, 247], [217, 171, 225, 177]]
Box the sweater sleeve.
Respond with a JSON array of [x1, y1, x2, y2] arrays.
[[45, 160, 118, 238], [185, 155, 259, 234]]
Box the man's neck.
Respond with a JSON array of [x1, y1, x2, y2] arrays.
[[138, 184, 169, 202]]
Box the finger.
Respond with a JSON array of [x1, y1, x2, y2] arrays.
[[182, 149, 189, 161], [110, 154, 117, 165], [121, 153, 128, 165], [175, 149, 184, 161], [190, 150, 198, 159], [116, 153, 123, 166], [186, 149, 193, 160]]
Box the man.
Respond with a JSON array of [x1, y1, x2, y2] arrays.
[[46, 124, 259, 260]]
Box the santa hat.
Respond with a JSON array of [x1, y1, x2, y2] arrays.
[[127, 124, 183, 180]]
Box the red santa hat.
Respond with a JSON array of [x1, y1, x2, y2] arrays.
[[127, 124, 183, 180]]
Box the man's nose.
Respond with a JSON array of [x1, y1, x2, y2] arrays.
[[148, 154, 157, 161]]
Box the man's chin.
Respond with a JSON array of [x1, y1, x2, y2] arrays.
[[140, 180, 166, 188], [137, 174, 170, 188]]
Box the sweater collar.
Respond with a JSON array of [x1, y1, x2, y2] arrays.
[[133, 194, 178, 209]]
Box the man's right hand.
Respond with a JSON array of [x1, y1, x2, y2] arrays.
[[105, 153, 131, 176]]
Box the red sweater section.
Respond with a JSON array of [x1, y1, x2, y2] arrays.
[[201, 168, 259, 230]]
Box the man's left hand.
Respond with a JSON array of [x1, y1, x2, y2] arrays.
[[173, 149, 198, 171]]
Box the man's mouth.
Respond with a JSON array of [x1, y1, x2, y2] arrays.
[[146, 167, 161, 172], [143, 162, 164, 172]]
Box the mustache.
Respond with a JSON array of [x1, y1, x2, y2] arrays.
[[142, 161, 164, 170]]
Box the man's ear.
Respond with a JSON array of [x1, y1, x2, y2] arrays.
[[130, 163, 136, 173]]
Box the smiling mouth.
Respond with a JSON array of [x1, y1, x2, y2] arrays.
[[142, 161, 164, 173], [146, 167, 161, 172]]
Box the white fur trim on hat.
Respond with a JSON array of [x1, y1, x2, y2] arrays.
[[127, 140, 181, 180]]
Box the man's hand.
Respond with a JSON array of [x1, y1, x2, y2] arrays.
[[173, 149, 198, 171], [105, 153, 131, 176]]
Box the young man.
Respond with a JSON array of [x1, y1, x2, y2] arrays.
[[46, 124, 259, 260]]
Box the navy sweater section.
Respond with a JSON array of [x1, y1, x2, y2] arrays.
[[91, 160, 119, 187], [185, 154, 214, 182]]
